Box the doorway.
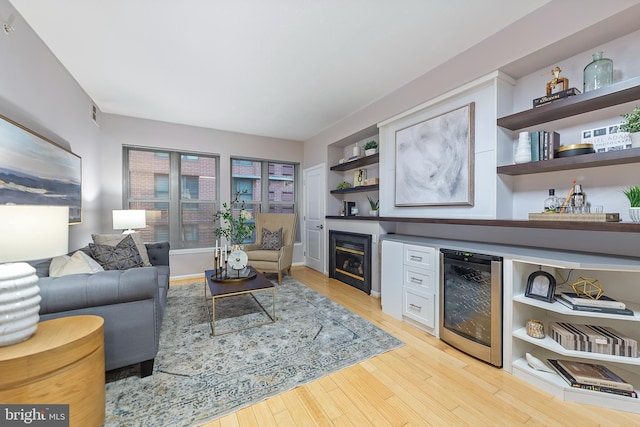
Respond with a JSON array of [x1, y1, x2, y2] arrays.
[[303, 164, 325, 273]]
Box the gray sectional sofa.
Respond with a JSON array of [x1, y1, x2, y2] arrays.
[[31, 242, 170, 377]]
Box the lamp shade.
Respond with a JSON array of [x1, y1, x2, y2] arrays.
[[113, 209, 146, 230], [0, 205, 69, 262], [0, 205, 69, 347]]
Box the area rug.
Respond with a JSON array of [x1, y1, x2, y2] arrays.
[[104, 275, 403, 426]]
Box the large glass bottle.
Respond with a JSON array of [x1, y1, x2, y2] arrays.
[[544, 189, 559, 213], [583, 52, 613, 92]]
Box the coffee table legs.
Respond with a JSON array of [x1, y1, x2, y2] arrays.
[[205, 286, 276, 336]]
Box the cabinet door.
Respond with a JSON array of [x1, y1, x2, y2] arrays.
[[381, 240, 404, 319], [403, 244, 436, 270]]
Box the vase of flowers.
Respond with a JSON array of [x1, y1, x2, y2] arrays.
[[213, 191, 255, 247]]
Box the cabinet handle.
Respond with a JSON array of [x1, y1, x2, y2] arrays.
[[410, 276, 423, 284], [409, 255, 423, 261], [409, 303, 422, 311]]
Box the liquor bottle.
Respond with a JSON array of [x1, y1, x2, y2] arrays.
[[583, 52, 613, 92], [571, 181, 585, 213], [544, 189, 559, 212]]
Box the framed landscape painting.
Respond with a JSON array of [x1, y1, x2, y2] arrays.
[[394, 103, 475, 206], [0, 114, 82, 223]]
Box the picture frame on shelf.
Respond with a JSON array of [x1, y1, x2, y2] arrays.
[[353, 169, 366, 187], [525, 271, 556, 303], [394, 102, 474, 206]]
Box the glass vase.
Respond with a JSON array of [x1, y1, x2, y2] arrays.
[[583, 51, 613, 92]]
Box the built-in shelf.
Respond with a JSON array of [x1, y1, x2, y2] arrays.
[[330, 184, 379, 194], [497, 77, 640, 131], [325, 215, 640, 232], [330, 153, 379, 171], [497, 147, 640, 175]]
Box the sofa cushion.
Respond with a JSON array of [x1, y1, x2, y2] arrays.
[[50, 251, 104, 277], [92, 233, 152, 266], [259, 227, 283, 250], [89, 234, 145, 270]]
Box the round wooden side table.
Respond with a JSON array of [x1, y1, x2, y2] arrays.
[[0, 315, 105, 427]]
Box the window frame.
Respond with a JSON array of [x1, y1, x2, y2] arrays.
[[231, 157, 300, 242], [123, 146, 220, 249]]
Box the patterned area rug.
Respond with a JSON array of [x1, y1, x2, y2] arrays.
[[104, 275, 403, 426]]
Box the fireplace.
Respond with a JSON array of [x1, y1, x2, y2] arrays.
[[329, 230, 372, 294]]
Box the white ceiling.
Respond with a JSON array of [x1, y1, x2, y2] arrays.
[[10, 0, 550, 141]]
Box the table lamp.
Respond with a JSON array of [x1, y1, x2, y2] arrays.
[[0, 205, 69, 347], [112, 209, 146, 234]]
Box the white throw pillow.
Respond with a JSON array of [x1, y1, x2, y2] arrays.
[[91, 233, 152, 266], [50, 251, 105, 277]]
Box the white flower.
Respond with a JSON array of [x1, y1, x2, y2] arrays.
[[239, 210, 253, 221]]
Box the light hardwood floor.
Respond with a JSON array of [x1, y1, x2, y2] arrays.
[[176, 267, 640, 426]]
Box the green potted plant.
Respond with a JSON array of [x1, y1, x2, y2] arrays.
[[364, 140, 378, 156], [336, 181, 352, 190], [213, 190, 255, 247], [367, 195, 379, 216], [622, 185, 640, 222], [620, 106, 640, 148]]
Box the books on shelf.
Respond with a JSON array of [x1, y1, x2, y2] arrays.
[[548, 359, 638, 398], [533, 87, 581, 107], [558, 292, 626, 309], [550, 321, 638, 357], [556, 297, 634, 316], [527, 131, 560, 161]]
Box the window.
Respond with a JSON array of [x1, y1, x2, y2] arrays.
[[124, 148, 219, 249], [231, 159, 299, 242]]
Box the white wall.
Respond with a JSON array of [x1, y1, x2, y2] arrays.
[[0, 0, 305, 277], [305, 1, 640, 258], [99, 114, 304, 278], [0, 0, 101, 250], [303, 1, 640, 167], [377, 74, 503, 219], [507, 29, 640, 221]]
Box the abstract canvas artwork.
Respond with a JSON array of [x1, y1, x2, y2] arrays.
[[395, 103, 474, 206], [0, 115, 82, 223]]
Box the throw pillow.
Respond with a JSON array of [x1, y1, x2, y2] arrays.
[[91, 232, 152, 266], [260, 227, 283, 250], [50, 251, 105, 277], [89, 234, 145, 270]]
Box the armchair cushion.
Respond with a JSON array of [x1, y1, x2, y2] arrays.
[[89, 234, 145, 270], [260, 227, 283, 250], [247, 249, 282, 262]]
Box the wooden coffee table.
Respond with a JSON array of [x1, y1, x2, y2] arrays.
[[204, 266, 276, 336]]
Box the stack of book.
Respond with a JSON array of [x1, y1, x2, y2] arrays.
[[529, 131, 560, 161], [556, 292, 634, 316], [548, 359, 637, 398], [550, 321, 638, 357]]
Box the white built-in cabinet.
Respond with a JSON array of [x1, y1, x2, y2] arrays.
[[382, 235, 640, 414], [505, 253, 640, 414], [381, 240, 437, 335]]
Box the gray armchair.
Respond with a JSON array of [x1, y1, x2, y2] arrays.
[[244, 213, 297, 284]]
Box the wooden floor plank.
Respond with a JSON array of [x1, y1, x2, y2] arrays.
[[182, 267, 640, 426]]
